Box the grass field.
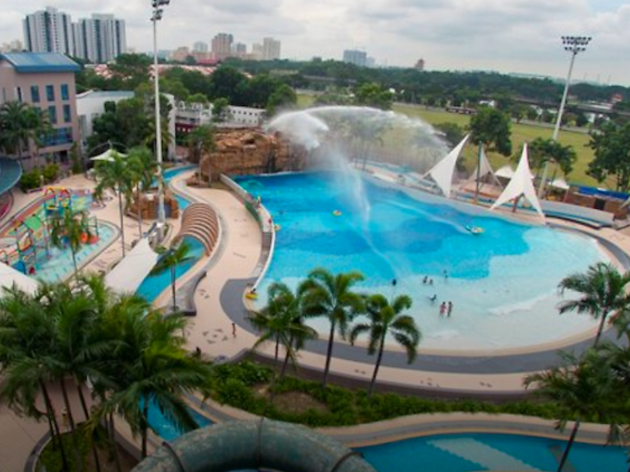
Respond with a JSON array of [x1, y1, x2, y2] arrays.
[[295, 95, 602, 187]]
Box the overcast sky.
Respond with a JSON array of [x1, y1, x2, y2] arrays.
[[3, 0, 630, 86]]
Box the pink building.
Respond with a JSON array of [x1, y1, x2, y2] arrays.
[[0, 52, 80, 165]]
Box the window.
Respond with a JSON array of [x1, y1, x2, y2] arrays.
[[42, 127, 73, 147], [63, 104, 71, 123], [61, 84, 69, 101], [48, 105, 57, 124], [30, 85, 40, 103], [46, 85, 55, 101]]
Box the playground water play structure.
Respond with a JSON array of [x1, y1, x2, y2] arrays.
[[0, 187, 103, 278]]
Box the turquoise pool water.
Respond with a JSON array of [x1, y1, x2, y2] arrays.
[[146, 398, 212, 441], [357, 432, 628, 472], [237, 171, 607, 350]]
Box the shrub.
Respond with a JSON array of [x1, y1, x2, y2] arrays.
[[42, 163, 60, 184], [20, 169, 42, 191]]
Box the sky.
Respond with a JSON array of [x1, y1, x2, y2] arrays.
[[2, 0, 630, 86]]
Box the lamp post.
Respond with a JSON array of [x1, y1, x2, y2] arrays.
[[151, 0, 170, 240], [538, 35, 591, 198]]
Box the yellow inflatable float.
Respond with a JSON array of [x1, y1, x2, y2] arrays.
[[333, 210, 342, 217]]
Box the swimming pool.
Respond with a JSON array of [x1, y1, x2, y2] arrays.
[[357, 432, 628, 472], [237, 171, 608, 350]]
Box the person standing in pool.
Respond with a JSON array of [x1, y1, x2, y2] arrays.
[[447, 301, 453, 317], [439, 302, 447, 316]]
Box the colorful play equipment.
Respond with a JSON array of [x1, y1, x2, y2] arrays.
[[0, 187, 101, 275]]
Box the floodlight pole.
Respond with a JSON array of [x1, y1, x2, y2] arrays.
[[151, 0, 169, 241], [538, 35, 591, 198]]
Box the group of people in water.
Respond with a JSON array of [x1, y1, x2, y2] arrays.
[[424, 270, 453, 317]]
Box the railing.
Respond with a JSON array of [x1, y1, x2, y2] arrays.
[[220, 174, 275, 289]]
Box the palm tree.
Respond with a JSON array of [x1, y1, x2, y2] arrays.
[[25, 106, 52, 168], [49, 209, 92, 278], [0, 285, 73, 471], [0, 101, 31, 167], [94, 151, 133, 257], [92, 309, 213, 458], [126, 146, 158, 236], [300, 268, 365, 388], [144, 115, 172, 159], [525, 349, 618, 472], [349, 294, 421, 398], [151, 241, 194, 312], [558, 262, 630, 346], [248, 282, 317, 379]]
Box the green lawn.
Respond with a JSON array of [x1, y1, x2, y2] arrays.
[[393, 104, 599, 187]]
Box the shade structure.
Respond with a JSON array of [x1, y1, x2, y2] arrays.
[[90, 148, 127, 162], [0, 263, 39, 296], [467, 146, 503, 189], [495, 165, 515, 179], [423, 134, 469, 197], [105, 238, 158, 294], [490, 143, 545, 220], [550, 177, 570, 190]]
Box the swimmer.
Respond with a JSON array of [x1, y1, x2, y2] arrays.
[[422, 276, 428, 284], [447, 301, 453, 317], [428, 294, 437, 303], [439, 302, 447, 316]]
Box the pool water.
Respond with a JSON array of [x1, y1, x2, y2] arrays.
[[145, 397, 212, 441], [237, 171, 607, 350], [357, 432, 628, 472]]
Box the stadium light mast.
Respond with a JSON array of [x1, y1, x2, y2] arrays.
[[151, 0, 170, 240], [538, 35, 591, 198]]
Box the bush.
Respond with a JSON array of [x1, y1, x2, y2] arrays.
[[42, 163, 60, 183], [20, 169, 42, 191], [209, 361, 565, 427]]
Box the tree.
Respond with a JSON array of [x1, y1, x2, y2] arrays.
[[0, 101, 32, 166], [208, 67, 248, 104], [528, 137, 577, 185], [49, 209, 92, 278], [186, 124, 215, 164], [211, 98, 230, 123], [151, 242, 194, 312], [0, 286, 71, 472], [587, 122, 630, 191], [94, 151, 133, 257], [185, 93, 209, 106], [349, 294, 420, 398], [469, 107, 512, 156], [266, 84, 297, 116], [353, 82, 394, 111], [300, 268, 365, 388], [248, 282, 317, 380], [525, 349, 618, 472], [109, 54, 152, 90], [558, 262, 630, 346], [126, 146, 157, 236], [92, 309, 213, 458], [25, 106, 52, 167]]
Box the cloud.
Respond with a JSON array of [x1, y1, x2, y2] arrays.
[[1, 0, 628, 84]]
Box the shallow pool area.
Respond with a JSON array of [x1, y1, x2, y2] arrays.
[[237, 171, 607, 350], [357, 432, 627, 472]]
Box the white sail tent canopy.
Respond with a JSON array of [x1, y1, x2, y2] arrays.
[[0, 262, 39, 296], [422, 134, 470, 197], [466, 146, 503, 189], [490, 143, 545, 220], [90, 148, 127, 162], [550, 177, 570, 190], [104, 238, 159, 294], [495, 165, 515, 179]]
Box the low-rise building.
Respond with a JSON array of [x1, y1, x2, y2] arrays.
[[0, 52, 80, 165], [76, 90, 134, 148], [175, 103, 266, 136]]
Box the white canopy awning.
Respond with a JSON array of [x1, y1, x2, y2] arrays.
[[495, 165, 515, 179], [105, 238, 159, 295], [0, 263, 39, 296], [490, 143, 545, 220], [550, 177, 570, 190], [423, 134, 469, 197], [91, 149, 127, 162]]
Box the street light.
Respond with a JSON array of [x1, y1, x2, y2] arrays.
[[151, 0, 170, 240], [538, 35, 591, 198]]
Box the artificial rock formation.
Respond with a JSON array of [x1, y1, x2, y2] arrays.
[[127, 189, 180, 220], [197, 128, 306, 182]]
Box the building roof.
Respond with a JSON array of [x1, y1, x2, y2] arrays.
[[0, 52, 80, 73], [77, 90, 134, 100]]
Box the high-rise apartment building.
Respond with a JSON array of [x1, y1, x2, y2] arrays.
[[342, 49, 367, 67], [211, 33, 233, 60], [74, 14, 126, 63], [262, 37, 281, 60], [193, 41, 208, 53], [23, 7, 74, 55]]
